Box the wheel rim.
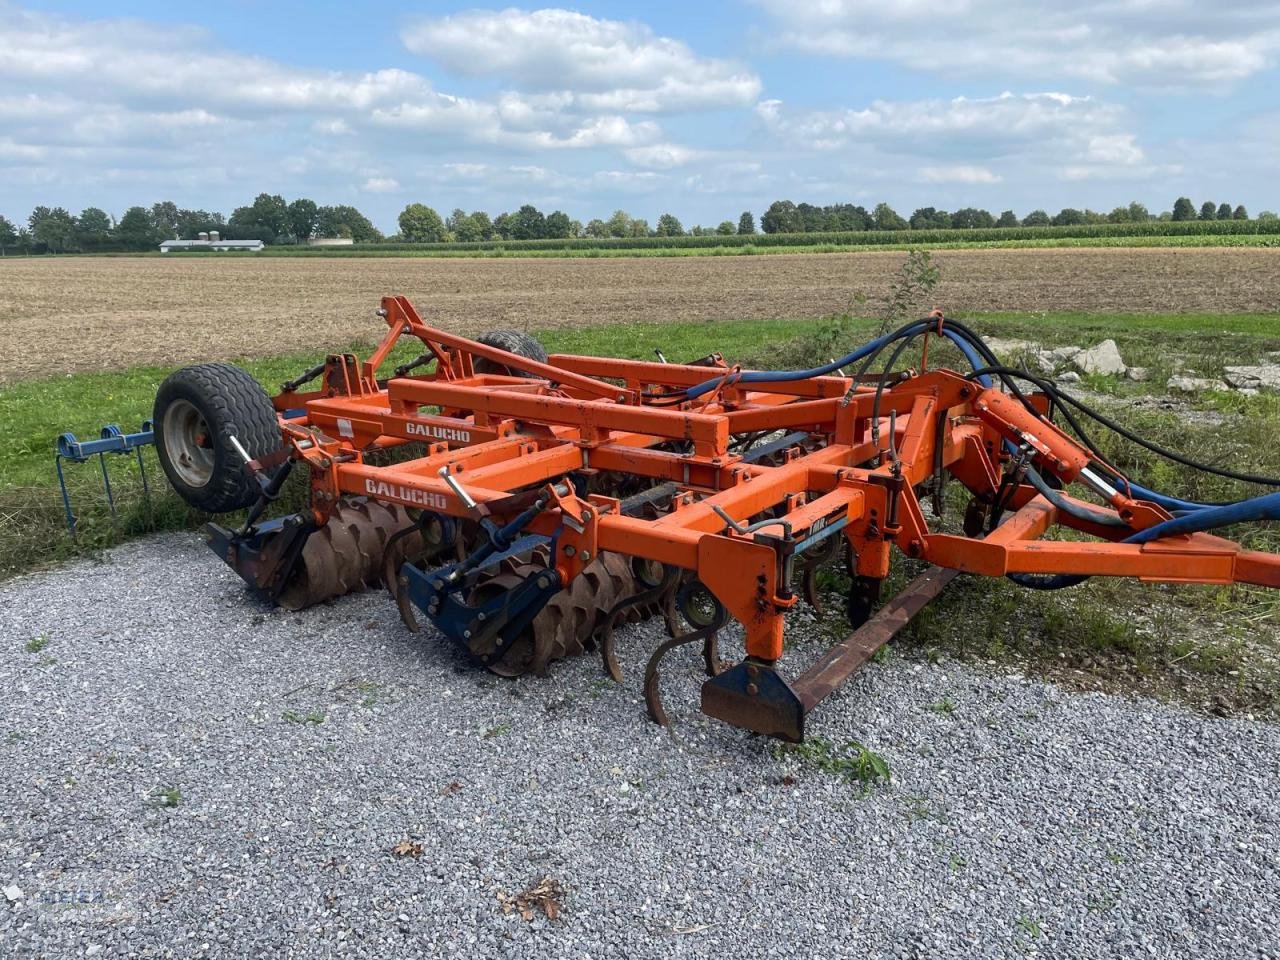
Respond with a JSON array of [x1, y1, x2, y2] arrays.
[[163, 398, 216, 488]]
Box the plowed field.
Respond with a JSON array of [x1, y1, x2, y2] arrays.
[[2, 246, 1277, 382]]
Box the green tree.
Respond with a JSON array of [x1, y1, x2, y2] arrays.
[[315, 204, 382, 242], [585, 218, 608, 238], [115, 206, 159, 250], [76, 207, 113, 249], [737, 211, 756, 235], [0, 214, 16, 255], [716, 220, 735, 235], [452, 210, 491, 242], [1257, 210, 1278, 222], [1216, 202, 1233, 221], [601, 210, 629, 238], [287, 199, 318, 242], [492, 212, 515, 240], [1171, 197, 1195, 221], [30, 206, 77, 252], [176, 209, 224, 239], [872, 202, 907, 231], [398, 203, 446, 242], [761, 200, 800, 234], [1233, 205, 1249, 220], [1052, 208, 1085, 226], [950, 208, 994, 229], [544, 210, 574, 239], [1021, 209, 1050, 226], [151, 201, 180, 238], [229, 193, 289, 243], [995, 210, 1019, 228], [655, 213, 684, 237], [511, 204, 547, 240], [629, 218, 651, 237], [470, 211, 494, 240], [1128, 201, 1150, 222], [1199, 201, 1217, 220], [909, 207, 949, 230]]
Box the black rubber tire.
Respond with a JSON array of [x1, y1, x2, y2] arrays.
[[473, 329, 548, 378], [153, 363, 281, 513]]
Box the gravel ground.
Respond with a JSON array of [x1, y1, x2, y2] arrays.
[[1, 533, 1278, 959]]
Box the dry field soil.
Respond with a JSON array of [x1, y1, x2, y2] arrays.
[[2, 247, 1279, 382]]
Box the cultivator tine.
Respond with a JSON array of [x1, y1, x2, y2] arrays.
[[53, 421, 155, 535], [643, 608, 729, 727], [598, 564, 681, 682], [801, 566, 823, 616]]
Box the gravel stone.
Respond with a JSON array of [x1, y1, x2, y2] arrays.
[[2, 533, 1278, 958]]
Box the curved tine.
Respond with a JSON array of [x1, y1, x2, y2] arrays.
[[700, 604, 731, 678], [645, 605, 729, 726], [801, 561, 824, 618], [599, 565, 680, 683], [599, 609, 627, 683], [382, 518, 433, 633], [643, 624, 716, 726]]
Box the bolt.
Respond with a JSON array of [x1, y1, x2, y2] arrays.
[[564, 545, 576, 557], [746, 664, 759, 678], [398, 575, 408, 587], [463, 629, 472, 639], [581, 551, 590, 561], [537, 576, 550, 588], [477, 612, 487, 621], [746, 683, 758, 696]]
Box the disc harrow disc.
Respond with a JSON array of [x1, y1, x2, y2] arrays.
[[466, 549, 640, 677], [278, 500, 421, 611]]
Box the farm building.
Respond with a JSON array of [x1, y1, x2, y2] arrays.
[[160, 232, 264, 253]]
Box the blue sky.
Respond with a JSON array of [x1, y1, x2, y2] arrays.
[[2, 1, 1279, 232]]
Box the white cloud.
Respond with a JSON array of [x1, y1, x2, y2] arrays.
[[752, 0, 1280, 87], [919, 165, 1002, 184], [624, 143, 699, 169], [361, 177, 400, 193], [402, 8, 761, 112], [756, 92, 1153, 180], [399, 8, 757, 112], [0, 5, 691, 165]]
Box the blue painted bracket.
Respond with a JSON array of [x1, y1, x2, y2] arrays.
[[55, 421, 155, 534]]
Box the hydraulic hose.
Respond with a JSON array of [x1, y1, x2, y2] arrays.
[[683, 316, 997, 400]]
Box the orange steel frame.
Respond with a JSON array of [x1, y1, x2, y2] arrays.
[[270, 296, 1280, 668]]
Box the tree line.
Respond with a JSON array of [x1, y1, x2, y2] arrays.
[[0, 195, 383, 255], [758, 198, 1263, 234], [2, 193, 1274, 255], [391, 197, 1271, 242]]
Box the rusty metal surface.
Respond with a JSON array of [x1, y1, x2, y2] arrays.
[[277, 500, 419, 611], [793, 565, 960, 713]]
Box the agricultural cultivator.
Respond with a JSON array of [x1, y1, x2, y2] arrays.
[[152, 296, 1280, 740]]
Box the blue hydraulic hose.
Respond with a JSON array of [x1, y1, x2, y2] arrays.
[[683, 321, 991, 400], [1124, 490, 1280, 545], [1011, 487, 1280, 590]]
